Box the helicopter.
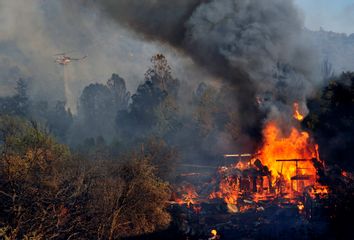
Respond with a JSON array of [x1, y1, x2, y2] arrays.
[[54, 52, 87, 65]]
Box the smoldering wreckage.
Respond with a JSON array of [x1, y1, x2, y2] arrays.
[[167, 107, 335, 240]]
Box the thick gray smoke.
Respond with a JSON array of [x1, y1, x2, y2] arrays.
[[95, 0, 202, 45], [98, 0, 321, 129], [0, 0, 325, 156]]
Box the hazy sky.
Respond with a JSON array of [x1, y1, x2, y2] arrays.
[[295, 0, 354, 34]]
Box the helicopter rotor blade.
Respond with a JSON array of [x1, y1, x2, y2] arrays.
[[53, 50, 76, 56], [54, 53, 66, 56], [70, 55, 87, 61]]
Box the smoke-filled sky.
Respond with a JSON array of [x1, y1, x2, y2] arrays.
[[0, 0, 353, 155], [0, 0, 352, 115], [295, 0, 354, 34], [0, 0, 215, 111]]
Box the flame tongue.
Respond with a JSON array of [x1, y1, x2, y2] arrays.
[[257, 121, 317, 183], [208, 119, 322, 208], [178, 103, 328, 213], [293, 102, 304, 121]]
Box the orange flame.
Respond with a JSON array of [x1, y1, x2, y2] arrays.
[[293, 102, 304, 121], [297, 202, 305, 212], [211, 229, 218, 237], [209, 120, 323, 206], [174, 184, 200, 209], [256, 121, 317, 184], [308, 184, 329, 199], [209, 176, 239, 205], [183, 103, 329, 211]]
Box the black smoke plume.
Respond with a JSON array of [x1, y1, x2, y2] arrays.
[[96, 0, 320, 143]]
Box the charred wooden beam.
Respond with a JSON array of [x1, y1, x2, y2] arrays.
[[276, 159, 312, 162], [291, 175, 313, 180], [223, 153, 252, 158]]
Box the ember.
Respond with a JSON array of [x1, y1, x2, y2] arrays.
[[307, 184, 329, 199], [209, 229, 220, 240], [293, 102, 304, 121], [297, 202, 305, 212], [173, 184, 200, 209]]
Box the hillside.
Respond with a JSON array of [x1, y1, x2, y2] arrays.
[[306, 28, 354, 73]]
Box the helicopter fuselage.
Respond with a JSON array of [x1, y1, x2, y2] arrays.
[[55, 56, 72, 65]]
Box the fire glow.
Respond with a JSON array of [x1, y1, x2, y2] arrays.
[[293, 102, 304, 121], [174, 103, 328, 213], [257, 121, 317, 186], [174, 184, 199, 208], [208, 121, 320, 208]]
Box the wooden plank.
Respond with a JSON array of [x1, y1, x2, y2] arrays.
[[276, 159, 311, 162]]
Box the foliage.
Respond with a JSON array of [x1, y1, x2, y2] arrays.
[[0, 116, 171, 239], [76, 74, 130, 142], [144, 53, 179, 96], [46, 101, 73, 142], [140, 137, 179, 180], [304, 72, 354, 171], [304, 72, 354, 238], [0, 116, 83, 238], [0, 79, 74, 143], [193, 82, 219, 136], [0, 79, 29, 117], [116, 54, 180, 140], [89, 158, 171, 239]]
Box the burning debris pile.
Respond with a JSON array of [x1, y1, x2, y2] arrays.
[[170, 104, 331, 238]]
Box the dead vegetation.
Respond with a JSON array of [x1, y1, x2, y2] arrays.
[[0, 116, 171, 239]]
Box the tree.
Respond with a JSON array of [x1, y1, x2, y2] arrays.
[[0, 116, 172, 239], [0, 116, 88, 239], [304, 72, 354, 171], [144, 54, 179, 95], [0, 78, 29, 117], [46, 101, 73, 142], [193, 82, 219, 136], [304, 72, 354, 240], [79, 83, 113, 122], [116, 80, 167, 139], [116, 54, 180, 139], [78, 83, 116, 141], [89, 158, 171, 239], [107, 73, 131, 111], [13, 78, 29, 117], [77, 74, 130, 142], [321, 58, 335, 81], [139, 137, 179, 180]]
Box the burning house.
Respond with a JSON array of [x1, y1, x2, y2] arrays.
[[170, 104, 332, 239]]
